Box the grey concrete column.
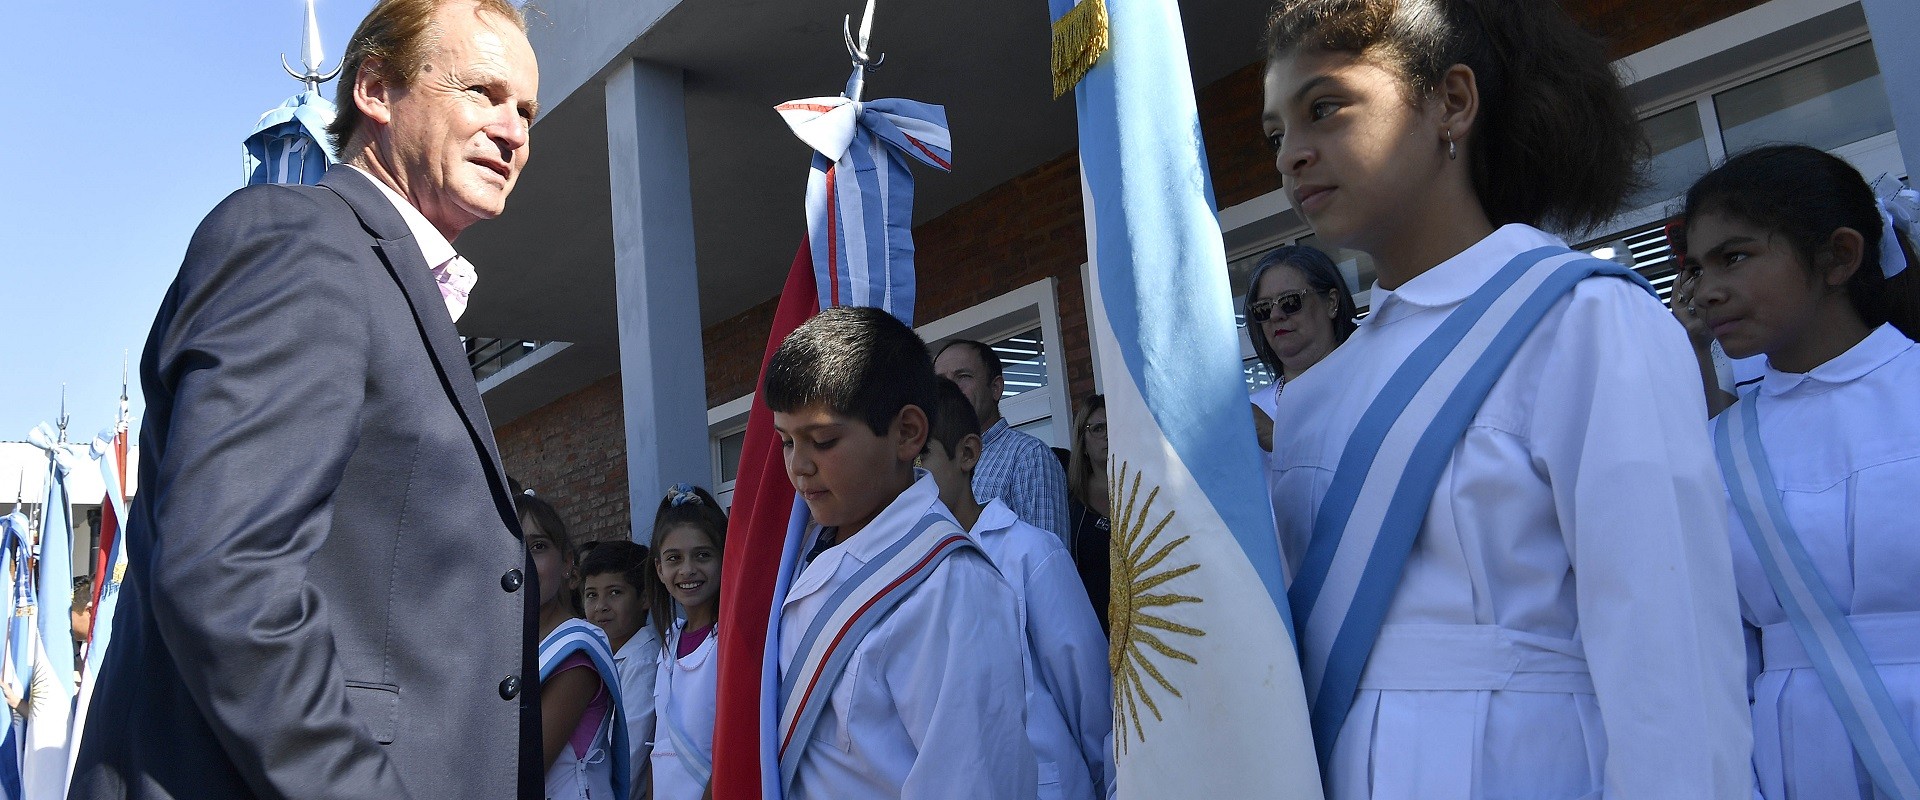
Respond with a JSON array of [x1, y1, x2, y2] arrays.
[[605, 59, 711, 544], [1864, 0, 1920, 181]]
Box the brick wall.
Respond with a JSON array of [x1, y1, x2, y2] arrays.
[[493, 372, 631, 548]]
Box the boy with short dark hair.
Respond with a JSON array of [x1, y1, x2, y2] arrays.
[[578, 540, 660, 800], [922, 379, 1115, 800], [765, 306, 1036, 800]]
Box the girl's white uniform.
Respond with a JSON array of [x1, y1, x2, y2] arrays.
[[1717, 324, 1920, 799], [1268, 224, 1752, 798], [615, 626, 662, 800], [650, 622, 718, 800]]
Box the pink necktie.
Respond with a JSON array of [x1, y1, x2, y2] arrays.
[[431, 257, 477, 322]]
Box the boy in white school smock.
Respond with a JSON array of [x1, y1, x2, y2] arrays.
[[765, 306, 1037, 800], [922, 378, 1115, 800], [580, 540, 661, 800]]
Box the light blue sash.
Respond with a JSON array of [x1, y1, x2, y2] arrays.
[[660, 625, 716, 787], [1289, 247, 1652, 764], [776, 511, 976, 794], [538, 619, 631, 800], [1717, 396, 1920, 800]]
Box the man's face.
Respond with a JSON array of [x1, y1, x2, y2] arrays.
[[370, 2, 539, 239], [934, 346, 1001, 424]]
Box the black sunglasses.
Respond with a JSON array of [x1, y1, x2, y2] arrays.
[[1247, 290, 1320, 323]]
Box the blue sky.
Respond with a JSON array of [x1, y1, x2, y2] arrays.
[[0, 0, 376, 442]]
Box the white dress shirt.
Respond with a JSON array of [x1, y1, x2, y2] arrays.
[[345, 164, 476, 321], [780, 472, 1037, 800], [971, 499, 1115, 800], [1718, 324, 1920, 800], [1269, 224, 1751, 799]]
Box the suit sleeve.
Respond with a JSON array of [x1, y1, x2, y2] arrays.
[[1529, 279, 1751, 799], [143, 188, 414, 799]]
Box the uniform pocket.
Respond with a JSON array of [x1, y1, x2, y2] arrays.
[[345, 680, 401, 744]]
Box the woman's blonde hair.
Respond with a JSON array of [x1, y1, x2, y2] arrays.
[[1066, 394, 1106, 511]]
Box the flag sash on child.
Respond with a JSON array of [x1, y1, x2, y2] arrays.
[[537, 618, 632, 800], [1055, 0, 1321, 794], [1287, 248, 1652, 763], [773, 512, 975, 794], [1716, 397, 1920, 800]]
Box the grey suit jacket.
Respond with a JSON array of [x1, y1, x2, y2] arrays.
[[70, 166, 542, 800]]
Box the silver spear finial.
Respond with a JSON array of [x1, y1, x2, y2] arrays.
[[282, 0, 343, 93], [842, 0, 885, 101]]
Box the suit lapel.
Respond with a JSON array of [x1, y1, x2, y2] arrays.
[[319, 165, 524, 538]]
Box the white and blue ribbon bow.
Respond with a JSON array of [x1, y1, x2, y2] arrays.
[[776, 96, 951, 325]]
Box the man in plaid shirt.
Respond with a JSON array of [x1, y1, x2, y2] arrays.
[[935, 340, 1072, 545]]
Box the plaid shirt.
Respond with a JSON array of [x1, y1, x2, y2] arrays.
[[970, 418, 1071, 545]]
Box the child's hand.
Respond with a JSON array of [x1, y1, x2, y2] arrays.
[[1668, 268, 1714, 350]]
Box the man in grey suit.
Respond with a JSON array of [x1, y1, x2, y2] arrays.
[[69, 1, 543, 797]]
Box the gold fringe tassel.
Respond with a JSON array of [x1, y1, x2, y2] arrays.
[[1051, 0, 1110, 99]]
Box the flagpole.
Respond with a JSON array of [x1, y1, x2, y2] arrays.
[[841, 0, 882, 102]]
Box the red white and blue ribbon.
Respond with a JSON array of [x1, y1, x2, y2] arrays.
[[776, 96, 951, 324], [773, 512, 975, 794]]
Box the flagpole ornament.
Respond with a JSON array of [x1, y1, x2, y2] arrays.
[[1051, 0, 1110, 98], [281, 0, 342, 93], [842, 0, 885, 101]]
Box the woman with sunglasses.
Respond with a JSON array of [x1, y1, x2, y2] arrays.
[[1246, 244, 1358, 452]]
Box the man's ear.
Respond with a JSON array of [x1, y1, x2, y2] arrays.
[[1819, 226, 1867, 289], [353, 57, 397, 128], [957, 433, 983, 473], [894, 405, 930, 464]]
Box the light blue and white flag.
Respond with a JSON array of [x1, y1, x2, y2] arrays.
[[22, 424, 77, 800], [775, 96, 951, 322], [1051, 0, 1322, 795], [244, 88, 336, 187]]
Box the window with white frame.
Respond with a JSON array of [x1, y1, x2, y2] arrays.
[[705, 279, 1074, 504], [921, 281, 1073, 448]]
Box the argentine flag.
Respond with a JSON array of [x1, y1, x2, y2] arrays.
[[1051, 0, 1322, 795]]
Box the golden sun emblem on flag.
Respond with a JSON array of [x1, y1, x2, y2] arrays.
[[1108, 457, 1204, 750]]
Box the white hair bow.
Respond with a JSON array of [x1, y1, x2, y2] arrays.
[[1872, 175, 1917, 278]]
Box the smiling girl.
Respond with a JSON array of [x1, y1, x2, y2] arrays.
[[647, 484, 727, 800], [1260, 1, 1750, 796], [1681, 144, 1920, 800]]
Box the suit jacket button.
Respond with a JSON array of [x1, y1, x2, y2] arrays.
[[502, 569, 523, 592], [499, 675, 521, 700]]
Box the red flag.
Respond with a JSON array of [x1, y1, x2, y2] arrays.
[[711, 242, 820, 800]]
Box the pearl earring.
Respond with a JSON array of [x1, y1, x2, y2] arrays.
[[1446, 130, 1457, 161]]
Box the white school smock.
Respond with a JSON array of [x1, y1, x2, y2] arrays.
[[1268, 224, 1751, 799], [615, 626, 661, 800], [779, 472, 1038, 800], [970, 499, 1116, 800], [1715, 324, 1920, 800], [650, 622, 717, 800]]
